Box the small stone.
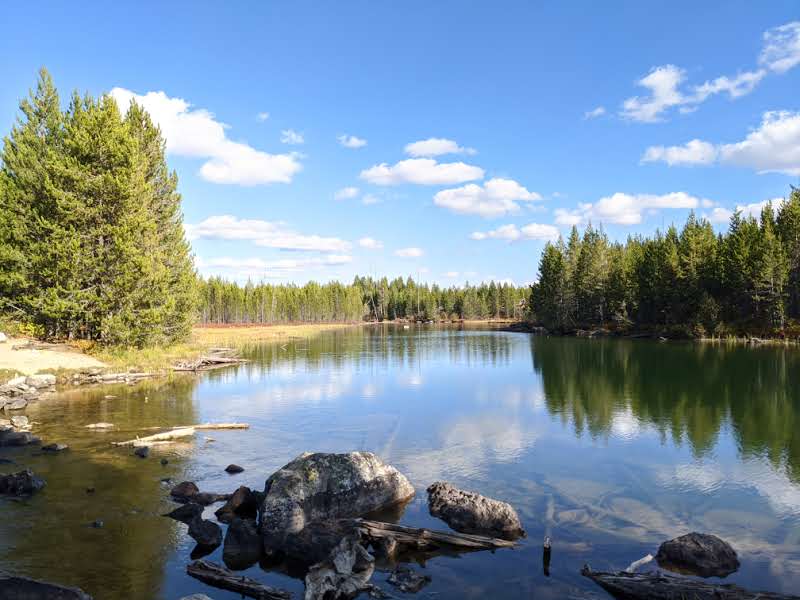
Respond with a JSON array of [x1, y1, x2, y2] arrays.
[[160, 458, 168, 465], [224, 464, 244, 474], [42, 443, 69, 452], [90, 519, 104, 528], [10, 415, 29, 429], [170, 481, 199, 500], [86, 487, 96, 494], [387, 565, 431, 593], [134, 446, 150, 458]]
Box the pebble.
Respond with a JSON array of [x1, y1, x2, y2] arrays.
[[134, 446, 150, 458]]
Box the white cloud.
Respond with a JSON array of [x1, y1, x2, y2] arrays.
[[196, 254, 352, 279], [471, 222, 559, 242], [706, 207, 733, 224], [433, 178, 542, 218], [110, 88, 302, 185], [621, 22, 800, 122], [185, 215, 351, 253], [394, 247, 424, 258], [404, 138, 476, 157], [257, 112, 270, 122], [360, 158, 484, 185], [338, 134, 367, 149], [361, 193, 381, 205], [759, 21, 800, 74], [644, 111, 800, 175], [641, 139, 719, 166], [443, 271, 460, 278], [736, 198, 784, 220], [280, 129, 304, 145], [334, 186, 360, 200], [621, 65, 686, 123], [718, 111, 800, 175], [358, 237, 383, 250], [584, 106, 606, 119], [555, 192, 703, 226]]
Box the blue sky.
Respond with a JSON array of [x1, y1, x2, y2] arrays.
[[2, 1, 799, 286]]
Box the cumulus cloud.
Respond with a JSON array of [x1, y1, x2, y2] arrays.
[[621, 22, 800, 122], [334, 186, 360, 200], [358, 237, 383, 250], [185, 215, 351, 253], [471, 222, 560, 242], [338, 134, 367, 149], [643, 111, 800, 175], [404, 138, 476, 157], [584, 106, 606, 119], [555, 192, 703, 226], [280, 129, 304, 145], [110, 88, 302, 185], [706, 207, 734, 224], [195, 254, 352, 279], [360, 158, 484, 185], [641, 139, 719, 166], [394, 247, 424, 258], [433, 178, 542, 218]]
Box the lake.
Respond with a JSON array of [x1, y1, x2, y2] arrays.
[[2, 324, 799, 599]]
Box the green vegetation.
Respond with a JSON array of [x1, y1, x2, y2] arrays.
[[198, 276, 529, 324], [0, 69, 196, 347], [530, 189, 800, 338]]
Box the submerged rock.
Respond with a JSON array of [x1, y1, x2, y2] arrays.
[[0, 429, 39, 447], [188, 516, 223, 548], [215, 485, 260, 524], [426, 481, 525, 540], [134, 446, 150, 458], [267, 520, 358, 566], [42, 443, 69, 452], [387, 565, 431, 593], [260, 452, 415, 541], [655, 532, 740, 578], [0, 572, 93, 599], [304, 535, 376, 600], [223, 517, 262, 569], [0, 469, 45, 496]]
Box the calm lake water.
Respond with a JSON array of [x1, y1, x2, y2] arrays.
[[2, 325, 800, 599]]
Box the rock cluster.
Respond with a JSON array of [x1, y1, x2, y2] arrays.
[[0, 374, 56, 412]]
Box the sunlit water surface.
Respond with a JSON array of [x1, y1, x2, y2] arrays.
[[1, 325, 799, 599]]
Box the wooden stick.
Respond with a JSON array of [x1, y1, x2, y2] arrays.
[[354, 519, 516, 550], [140, 423, 249, 431], [112, 427, 195, 447], [186, 560, 291, 600]]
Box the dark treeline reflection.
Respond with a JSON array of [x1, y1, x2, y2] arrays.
[[531, 336, 800, 480], [209, 324, 519, 379]]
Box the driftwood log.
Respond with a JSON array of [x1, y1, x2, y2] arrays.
[[186, 559, 291, 600], [581, 566, 800, 600], [354, 519, 516, 551], [173, 353, 248, 372], [141, 422, 249, 431], [111, 427, 195, 447]]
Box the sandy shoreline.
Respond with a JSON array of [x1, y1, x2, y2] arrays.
[[0, 337, 106, 375]]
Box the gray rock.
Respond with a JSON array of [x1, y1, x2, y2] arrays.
[[10, 415, 29, 428], [267, 520, 357, 566], [260, 452, 415, 540], [163, 502, 203, 524], [134, 446, 150, 458], [171, 481, 200, 501], [42, 443, 69, 452], [0, 469, 45, 495], [26, 373, 56, 388], [426, 481, 525, 541], [225, 463, 244, 474], [223, 517, 262, 569], [215, 485, 260, 523], [4, 398, 28, 410], [655, 532, 740, 578], [304, 535, 376, 600], [188, 516, 223, 548], [0, 572, 92, 599], [5, 376, 26, 388], [387, 565, 431, 593]]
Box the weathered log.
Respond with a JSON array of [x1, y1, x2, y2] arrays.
[[173, 354, 248, 372], [140, 422, 249, 431], [112, 427, 195, 447], [186, 559, 291, 600], [581, 566, 800, 600], [353, 519, 516, 551]]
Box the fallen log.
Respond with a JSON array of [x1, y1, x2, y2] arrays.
[[173, 355, 248, 372], [112, 427, 195, 447], [581, 566, 800, 600], [353, 519, 516, 551], [186, 559, 291, 600]]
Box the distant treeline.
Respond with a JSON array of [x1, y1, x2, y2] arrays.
[[198, 276, 528, 324], [530, 187, 800, 337]]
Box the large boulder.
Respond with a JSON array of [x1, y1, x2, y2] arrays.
[[655, 532, 740, 577], [0, 469, 45, 496], [426, 481, 525, 541], [0, 573, 93, 599], [260, 452, 415, 543], [223, 517, 262, 569]]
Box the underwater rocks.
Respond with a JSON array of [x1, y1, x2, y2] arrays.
[[0, 468, 45, 496]]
